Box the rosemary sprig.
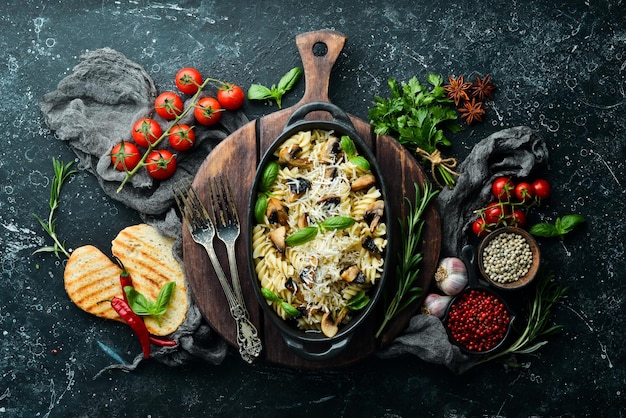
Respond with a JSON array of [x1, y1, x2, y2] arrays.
[[476, 266, 567, 365], [33, 157, 77, 259], [375, 181, 439, 338]]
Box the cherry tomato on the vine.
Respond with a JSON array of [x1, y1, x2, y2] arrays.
[[510, 209, 527, 227], [155, 91, 184, 120], [514, 182, 535, 202], [484, 202, 509, 225], [168, 124, 196, 152], [145, 149, 176, 180], [217, 83, 245, 110], [492, 177, 514, 201], [532, 179, 551, 200], [175, 67, 203, 95], [472, 217, 488, 237], [132, 118, 162, 148], [194, 96, 222, 126], [110, 141, 141, 172]]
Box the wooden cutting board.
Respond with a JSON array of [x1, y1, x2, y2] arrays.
[[182, 30, 441, 369]]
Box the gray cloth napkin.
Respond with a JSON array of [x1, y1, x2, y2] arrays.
[[40, 48, 549, 374]]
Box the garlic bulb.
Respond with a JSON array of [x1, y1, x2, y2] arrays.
[[421, 293, 452, 319], [435, 257, 468, 296]]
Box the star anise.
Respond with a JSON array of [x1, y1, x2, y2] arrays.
[[444, 75, 472, 106], [458, 98, 485, 125], [471, 74, 496, 101]]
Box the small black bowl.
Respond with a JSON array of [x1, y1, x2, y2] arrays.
[[246, 102, 393, 361], [443, 245, 516, 356]]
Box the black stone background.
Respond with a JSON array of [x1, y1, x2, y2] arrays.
[[1, 1, 624, 416]]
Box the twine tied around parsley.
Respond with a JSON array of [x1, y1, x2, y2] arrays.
[[415, 147, 460, 189]]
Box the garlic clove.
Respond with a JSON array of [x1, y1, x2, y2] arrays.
[[434, 257, 468, 296], [421, 293, 452, 319]]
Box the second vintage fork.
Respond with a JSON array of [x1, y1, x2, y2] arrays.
[[173, 180, 262, 363], [207, 177, 246, 309]]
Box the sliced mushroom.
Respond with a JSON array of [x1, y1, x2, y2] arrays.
[[351, 173, 376, 191], [320, 135, 342, 162], [278, 145, 312, 169], [321, 308, 350, 338], [340, 265, 366, 284], [266, 198, 289, 226], [318, 195, 341, 207], [321, 312, 339, 338], [269, 226, 287, 253], [285, 277, 297, 293], [364, 200, 385, 232], [297, 213, 310, 229], [363, 236, 382, 256], [287, 177, 311, 202], [324, 166, 338, 179], [299, 265, 316, 287]]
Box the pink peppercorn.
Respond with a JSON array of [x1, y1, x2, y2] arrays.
[[445, 289, 511, 352]]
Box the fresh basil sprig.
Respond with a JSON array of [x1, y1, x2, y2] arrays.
[[529, 214, 586, 239], [248, 67, 303, 109], [261, 287, 301, 317], [285, 216, 356, 247], [125, 282, 176, 317], [254, 161, 281, 223], [340, 135, 370, 171]]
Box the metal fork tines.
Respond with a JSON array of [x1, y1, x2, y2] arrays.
[[173, 180, 262, 363], [207, 176, 245, 308]]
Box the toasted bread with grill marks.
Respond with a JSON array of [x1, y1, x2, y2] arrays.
[[111, 224, 188, 336], [64, 245, 123, 321]]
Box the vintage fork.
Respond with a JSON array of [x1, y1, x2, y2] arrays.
[[173, 180, 262, 363], [207, 176, 246, 309]]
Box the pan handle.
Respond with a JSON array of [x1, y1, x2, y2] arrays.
[[284, 101, 357, 133], [281, 333, 352, 362], [295, 30, 347, 104]]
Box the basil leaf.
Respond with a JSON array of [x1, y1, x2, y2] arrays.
[[347, 290, 370, 311], [261, 287, 280, 302], [555, 214, 586, 235], [349, 155, 371, 171], [285, 226, 318, 246], [260, 161, 280, 192], [125, 287, 155, 316], [529, 223, 559, 237], [247, 84, 273, 100], [153, 282, 176, 316], [280, 301, 302, 318], [340, 135, 357, 157], [254, 194, 268, 224], [321, 216, 355, 231], [277, 67, 302, 92]]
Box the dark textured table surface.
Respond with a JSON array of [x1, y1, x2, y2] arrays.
[[1, 1, 624, 416]]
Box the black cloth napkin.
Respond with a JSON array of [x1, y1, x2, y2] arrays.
[[40, 48, 548, 374]]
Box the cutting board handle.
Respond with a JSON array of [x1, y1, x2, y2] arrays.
[[295, 30, 347, 105]]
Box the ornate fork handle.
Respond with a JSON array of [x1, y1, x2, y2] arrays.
[[199, 241, 262, 362]]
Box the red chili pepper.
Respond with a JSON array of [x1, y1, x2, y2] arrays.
[[113, 256, 133, 303], [110, 297, 151, 359], [149, 336, 178, 347]]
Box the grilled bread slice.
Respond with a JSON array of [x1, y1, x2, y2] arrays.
[[111, 224, 188, 336], [64, 245, 123, 321]]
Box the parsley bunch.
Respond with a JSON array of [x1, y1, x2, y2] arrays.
[[369, 74, 462, 188]]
